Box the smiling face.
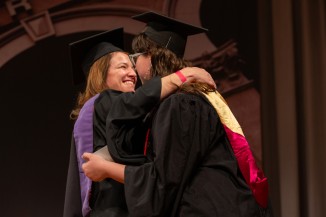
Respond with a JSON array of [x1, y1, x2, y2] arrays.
[[106, 52, 137, 92]]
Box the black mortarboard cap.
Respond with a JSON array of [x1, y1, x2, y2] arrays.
[[69, 28, 124, 85], [132, 11, 208, 57]]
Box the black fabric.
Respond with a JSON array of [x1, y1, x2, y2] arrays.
[[89, 180, 128, 217], [90, 76, 162, 217], [132, 11, 207, 57], [63, 136, 83, 217], [124, 92, 273, 217]]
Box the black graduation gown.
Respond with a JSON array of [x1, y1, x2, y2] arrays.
[[90, 77, 162, 217], [123, 92, 272, 217], [63, 136, 83, 217]]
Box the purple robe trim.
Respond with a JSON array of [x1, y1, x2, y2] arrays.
[[73, 94, 99, 217]]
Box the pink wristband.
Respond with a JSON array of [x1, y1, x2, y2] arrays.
[[175, 70, 187, 83]]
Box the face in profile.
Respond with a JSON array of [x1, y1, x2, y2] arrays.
[[132, 53, 152, 84], [106, 52, 137, 92]]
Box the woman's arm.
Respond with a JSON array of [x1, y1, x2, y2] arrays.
[[161, 67, 216, 99], [82, 152, 125, 183], [96, 67, 215, 161]]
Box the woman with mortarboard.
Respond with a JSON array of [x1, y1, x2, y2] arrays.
[[82, 11, 273, 217]]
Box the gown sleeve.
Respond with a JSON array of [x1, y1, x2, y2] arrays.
[[124, 93, 221, 217], [98, 76, 162, 164]]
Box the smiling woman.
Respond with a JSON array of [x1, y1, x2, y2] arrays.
[[64, 28, 134, 217], [105, 52, 137, 93]]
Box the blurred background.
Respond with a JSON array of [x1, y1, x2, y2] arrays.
[[0, 0, 325, 217]]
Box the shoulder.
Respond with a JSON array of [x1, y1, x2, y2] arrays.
[[79, 94, 99, 114], [163, 92, 210, 107], [75, 95, 100, 127], [83, 94, 99, 107], [159, 92, 217, 116], [96, 89, 121, 102]]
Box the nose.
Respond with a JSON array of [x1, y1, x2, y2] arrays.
[[130, 67, 136, 75], [128, 66, 137, 78]]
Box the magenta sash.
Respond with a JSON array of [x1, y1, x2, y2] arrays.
[[203, 91, 268, 208]]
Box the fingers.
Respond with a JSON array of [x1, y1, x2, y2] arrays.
[[180, 67, 216, 89], [208, 74, 217, 89], [200, 68, 216, 89], [194, 67, 216, 89], [82, 152, 92, 161]]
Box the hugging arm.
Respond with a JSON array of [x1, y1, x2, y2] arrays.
[[93, 67, 215, 163]]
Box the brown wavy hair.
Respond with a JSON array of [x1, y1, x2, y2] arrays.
[[132, 33, 215, 94]]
